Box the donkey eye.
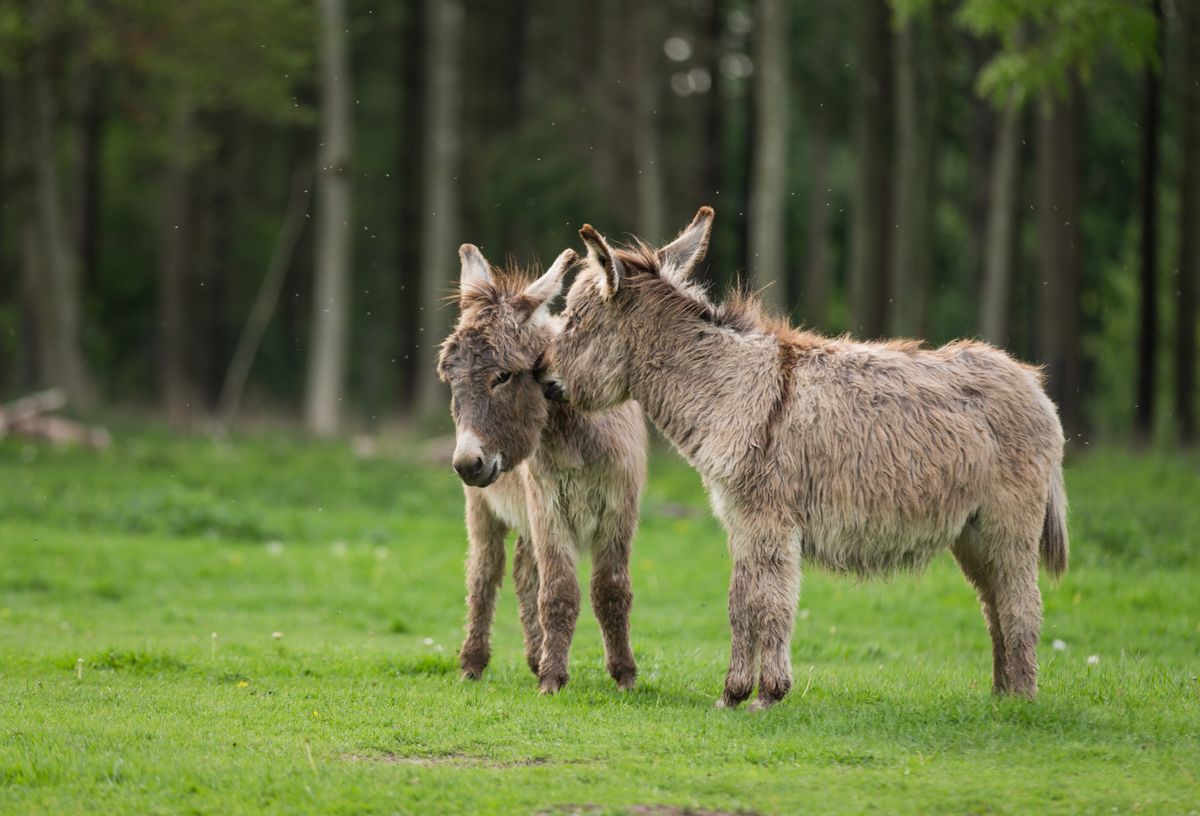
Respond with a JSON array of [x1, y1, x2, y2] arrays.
[[493, 371, 513, 387]]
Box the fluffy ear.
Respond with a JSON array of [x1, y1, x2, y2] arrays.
[[515, 248, 577, 324], [458, 244, 492, 306], [656, 206, 714, 285], [579, 224, 624, 300]]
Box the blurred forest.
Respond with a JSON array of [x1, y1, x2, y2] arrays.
[[0, 0, 1196, 445]]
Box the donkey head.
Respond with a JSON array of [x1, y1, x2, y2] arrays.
[[438, 244, 576, 487], [544, 206, 714, 411]]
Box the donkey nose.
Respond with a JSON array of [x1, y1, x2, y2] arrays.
[[453, 455, 484, 480]]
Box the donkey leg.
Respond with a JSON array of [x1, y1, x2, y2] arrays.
[[459, 491, 508, 680], [750, 535, 801, 711], [590, 531, 637, 690], [991, 544, 1043, 698], [533, 525, 580, 695], [952, 526, 1007, 694], [512, 535, 543, 677], [719, 528, 800, 710]]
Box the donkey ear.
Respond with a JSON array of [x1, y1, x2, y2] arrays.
[[579, 224, 624, 300], [516, 248, 578, 325], [656, 206, 714, 285], [458, 244, 492, 306]]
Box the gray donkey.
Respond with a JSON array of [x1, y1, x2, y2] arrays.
[[544, 207, 1068, 709], [438, 244, 646, 694]]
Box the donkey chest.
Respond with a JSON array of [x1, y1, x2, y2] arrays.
[[480, 469, 530, 534]]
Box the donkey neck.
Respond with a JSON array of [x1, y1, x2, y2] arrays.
[[626, 298, 781, 478]]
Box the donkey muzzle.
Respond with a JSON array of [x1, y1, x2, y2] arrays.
[[452, 431, 502, 487]]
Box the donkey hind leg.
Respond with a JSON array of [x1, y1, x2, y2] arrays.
[[991, 545, 1043, 698], [590, 532, 637, 690], [534, 529, 581, 695], [512, 535, 543, 676], [719, 527, 801, 710], [459, 493, 508, 680], [952, 525, 1007, 694]]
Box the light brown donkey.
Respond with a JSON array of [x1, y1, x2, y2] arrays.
[[438, 245, 646, 693], [544, 207, 1068, 709]]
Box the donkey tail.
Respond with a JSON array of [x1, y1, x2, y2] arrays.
[[1040, 461, 1069, 578]]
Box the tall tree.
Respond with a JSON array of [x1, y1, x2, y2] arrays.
[[747, 0, 789, 312], [1134, 0, 1163, 442], [1177, 0, 1200, 445], [21, 6, 94, 410], [889, 4, 943, 338], [631, 0, 665, 242], [849, 0, 893, 337], [396, 0, 425, 413], [415, 0, 463, 416], [978, 94, 1022, 346], [1036, 83, 1085, 439], [306, 0, 354, 436]]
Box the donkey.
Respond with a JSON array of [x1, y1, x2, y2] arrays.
[[543, 206, 1068, 709], [437, 244, 646, 694]]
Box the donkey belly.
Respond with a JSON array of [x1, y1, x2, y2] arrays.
[[804, 518, 964, 576]]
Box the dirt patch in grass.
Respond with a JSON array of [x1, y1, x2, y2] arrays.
[[343, 752, 556, 769]]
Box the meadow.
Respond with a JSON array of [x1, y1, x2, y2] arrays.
[[1, 429, 1198, 814]]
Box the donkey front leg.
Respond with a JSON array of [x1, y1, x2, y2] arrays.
[[718, 526, 801, 710], [459, 491, 507, 680], [590, 529, 637, 690], [533, 519, 581, 694], [512, 535, 544, 677]]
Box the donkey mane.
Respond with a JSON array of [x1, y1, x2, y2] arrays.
[[608, 240, 826, 351]]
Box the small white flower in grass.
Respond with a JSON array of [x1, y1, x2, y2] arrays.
[[375, 546, 389, 560], [1087, 654, 1100, 666], [798, 609, 810, 620], [272, 632, 283, 640], [266, 541, 285, 556], [422, 637, 434, 646], [1052, 639, 1067, 651], [331, 541, 348, 557]]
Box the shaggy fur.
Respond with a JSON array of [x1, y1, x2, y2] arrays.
[[545, 207, 1068, 707], [438, 246, 646, 693]]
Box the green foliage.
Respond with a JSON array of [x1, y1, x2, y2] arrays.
[[958, 0, 1158, 104], [0, 432, 1198, 813]]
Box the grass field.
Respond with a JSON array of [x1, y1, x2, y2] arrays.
[[1, 429, 1198, 815]]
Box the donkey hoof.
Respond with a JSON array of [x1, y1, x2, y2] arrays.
[[460, 666, 484, 682], [747, 697, 777, 712], [609, 663, 637, 691], [538, 670, 569, 695]]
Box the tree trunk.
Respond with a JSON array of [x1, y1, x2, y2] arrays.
[[26, 19, 93, 411], [748, 0, 789, 313], [415, 0, 463, 416], [697, 0, 725, 288], [73, 59, 103, 291], [1134, 0, 1164, 443], [1176, 0, 1200, 445], [979, 95, 1022, 346], [849, 0, 893, 338], [396, 0, 425, 415], [1036, 83, 1085, 440], [802, 112, 831, 328], [306, 0, 354, 436], [889, 19, 926, 337], [158, 100, 197, 425], [967, 36, 997, 295], [631, 0, 665, 242]]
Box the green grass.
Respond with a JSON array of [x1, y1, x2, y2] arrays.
[[1, 430, 1198, 815]]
